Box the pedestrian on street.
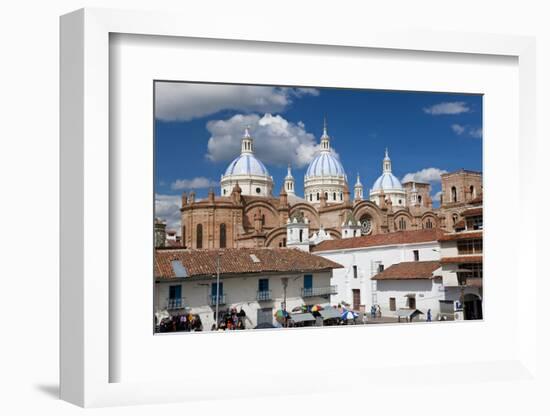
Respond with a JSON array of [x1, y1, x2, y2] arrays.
[[427, 309, 432, 322]]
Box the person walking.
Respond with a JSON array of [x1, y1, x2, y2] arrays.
[[427, 309, 432, 322]]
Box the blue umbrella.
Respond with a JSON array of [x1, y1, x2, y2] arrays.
[[341, 309, 358, 320]]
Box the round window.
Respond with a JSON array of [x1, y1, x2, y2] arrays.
[[256, 187, 261, 194], [360, 215, 372, 235]]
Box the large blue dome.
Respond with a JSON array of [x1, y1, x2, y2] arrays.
[[224, 154, 270, 177], [371, 172, 403, 191], [306, 152, 346, 178]]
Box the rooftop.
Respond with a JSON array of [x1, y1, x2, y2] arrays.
[[312, 229, 446, 252], [439, 231, 482, 241], [371, 261, 441, 280], [155, 247, 344, 280], [440, 255, 483, 264]]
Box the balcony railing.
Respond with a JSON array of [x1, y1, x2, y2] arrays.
[[301, 286, 337, 297], [209, 294, 226, 306], [256, 290, 272, 301], [165, 298, 185, 310]]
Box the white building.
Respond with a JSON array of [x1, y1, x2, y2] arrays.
[[220, 126, 274, 197], [312, 229, 451, 317], [154, 247, 342, 330]]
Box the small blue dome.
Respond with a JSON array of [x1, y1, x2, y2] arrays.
[[306, 152, 346, 178], [224, 154, 270, 177], [371, 172, 403, 191]]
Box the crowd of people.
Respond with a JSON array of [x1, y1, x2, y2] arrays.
[[157, 313, 203, 333], [213, 307, 247, 331]]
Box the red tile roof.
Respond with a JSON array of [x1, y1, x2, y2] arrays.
[[155, 248, 343, 280], [312, 229, 446, 252], [371, 261, 441, 280], [439, 231, 483, 241], [440, 255, 483, 264]]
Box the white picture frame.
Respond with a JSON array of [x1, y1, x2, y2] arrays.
[[60, 8, 538, 408]]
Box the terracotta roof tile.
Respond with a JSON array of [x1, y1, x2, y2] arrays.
[[371, 261, 441, 280], [312, 229, 446, 252], [439, 231, 482, 241], [155, 247, 343, 280], [440, 255, 483, 264]]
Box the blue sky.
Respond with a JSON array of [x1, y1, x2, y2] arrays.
[[154, 82, 482, 231]]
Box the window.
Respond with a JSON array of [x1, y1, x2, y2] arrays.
[[324, 192, 328, 200], [425, 219, 433, 229], [457, 263, 483, 285], [470, 185, 475, 199], [282, 238, 286, 247], [466, 215, 483, 230], [340, 193, 343, 201], [451, 186, 457, 203], [256, 187, 261, 194], [258, 278, 269, 292], [304, 275, 313, 289], [413, 250, 419, 261], [299, 229, 303, 242], [309, 194, 313, 201], [457, 238, 483, 254], [353, 265, 358, 278], [389, 297, 396, 311], [452, 214, 458, 225], [418, 195, 422, 205], [211, 282, 223, 302], [219, 223, 226, 248], [223, 189, 226, 195], [169, 285, 182, 300], [398, 217, 406, 230], [378, 264, 384, 273], [196, 224, 203, 249], [333, 192, 336, 201], [316, 193, 320, 201], [182, 225, 186, 248], [407, 296, 416, 309]]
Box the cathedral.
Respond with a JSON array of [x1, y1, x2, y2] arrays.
[[176, 121, 482, 250]]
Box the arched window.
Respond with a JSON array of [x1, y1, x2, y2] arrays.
[[425, 219, 433, 229], [316, 193, 320, 201], [470, 185, 476, 199], [324, 192, 328, 200], [282, 238, 286, 247], [418, 195, 422, 205], [261, 214, 265, 225], [340, 193, 343, 201], [398, 217, 406, 230], [451, 186, 457, 203], [452, 214, 458, 225], [309, 194, 313, 202], [196, 224, 203, 249], [219, 223, 226, 248], [333, 192, 336, 201], [182, 226, 186, 248], [299, 229, 303, 242]]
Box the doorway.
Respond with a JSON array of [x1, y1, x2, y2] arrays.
[[352, 289, 360, 311]]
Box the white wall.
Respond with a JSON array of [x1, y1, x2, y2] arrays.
[[155, 271, 333, 329], [316, 242, 440, 309]]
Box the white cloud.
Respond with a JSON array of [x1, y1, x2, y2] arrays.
[[155, 194, 181, 233], [423, 101, 470, 115], [205, 113, 323, 168], [469, 127, 482, 139], [402, 167, 448, 184], [451, 124, 466, 135], [171, 177, 218, 190], [155, 83, 319, 121], [451, 123, 482, 139]]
